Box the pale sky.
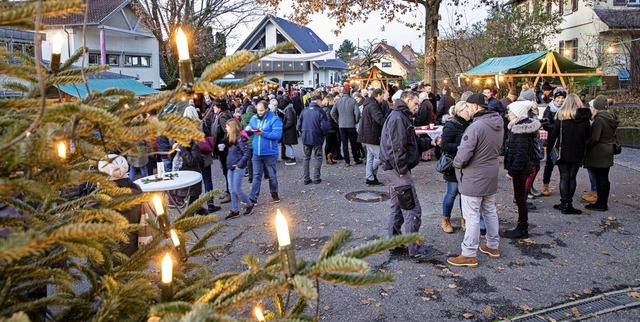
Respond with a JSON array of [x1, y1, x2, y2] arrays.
[[228, 0, 490, 54]]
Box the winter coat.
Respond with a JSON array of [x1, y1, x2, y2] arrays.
[[487, 97, 505, 117], [212, 109, 233, 154], [246, 110, 283, 156], [584, 110, 619, 168], [241, 112, 256, 148], [331, 94, 360, 128], [199, 122, 213, 168], [177, 141, 203, 172], [112, 178, 142, 256], [226, 132, 250, 170], [437, 93, 456, 124], [156, 135, 172, 154], [292, 94, 304, 116], [548, 108, 591, 164], [414, 99, 433, 126], [380, 99, 431, 175], [282, 104, 298, 145], [322, 105, 338, 133], [357, 96, 386, 145], [453, 110, 504, 197], [439, 115, 470, 182], [542, 101, 560, 133], [297, 102, 329, 146], [505, 117, 540, 177], [127, 140, 152, 168]]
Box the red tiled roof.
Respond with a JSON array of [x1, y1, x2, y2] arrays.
[[42, 0, 129, 26]]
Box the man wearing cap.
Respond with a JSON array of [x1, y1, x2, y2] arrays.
[[448, 93, 504, 267], [297, 93, 330, 184]]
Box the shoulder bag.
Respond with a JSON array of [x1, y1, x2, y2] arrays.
[[613, 132, 622, 155], [549, 121, 562, 164]]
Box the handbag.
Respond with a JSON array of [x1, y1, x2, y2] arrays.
[[613, 132, 622, 155], [196, 136, 215, 154], [435, 153, 454, 175], [533, 138, 545, 161], [550, 121, 562, 164]]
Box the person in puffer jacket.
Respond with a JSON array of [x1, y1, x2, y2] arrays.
[[224, 119, 254, 219], [245, 100, 283, 203], [503, 102, 541, 239]]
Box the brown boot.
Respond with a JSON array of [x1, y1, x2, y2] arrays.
[[542, 184, 550, 196], [327, 153, 336, 165], [441, 217, 454, 233], [447, 255, 478, 268], [460, 218, 466, 232], [581, 192, 597, 203]]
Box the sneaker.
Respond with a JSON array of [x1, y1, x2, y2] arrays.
[[388, 246, 408, 256], [303, 179, 312, 185], [244, 204, 254, 215], [582, 192, 598, 203], [313, 179, 322, 184], [284, 158, 297, 166], [224, 211, 241, 220], [219, 192, 231, 204], [479, 244, 500, 258], [249, 198, 257, 206], [411, 253, 436, 263], [207, 204, 222, 213], [585, 203, 608, 212], [244, 170, 249, 177], [562, 205, 583, 215], [366, 179, 384, 186], [447, 255, 478, 268], [271, 192, 280, 203], [527, 193, 536, 200], [530, 186, 542, 197]]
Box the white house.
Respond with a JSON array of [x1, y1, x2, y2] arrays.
[[361, 40, 417, 81], [234, 15, 348, 88], [41, 0, 163, 88], [515, 0, 640, 86]]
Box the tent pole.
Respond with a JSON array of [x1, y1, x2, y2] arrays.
[[550, 54, 567, 88]]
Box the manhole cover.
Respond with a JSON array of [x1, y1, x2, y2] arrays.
[[345, 190, 390, 203]]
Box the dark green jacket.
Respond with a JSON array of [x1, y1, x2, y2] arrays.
[[584, 110, 619, 168]]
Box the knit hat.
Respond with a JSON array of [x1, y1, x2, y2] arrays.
[[518, 88, 536, 102], [593, 95, 608, 110], [98, 154, 129, 180], [553, 87, 567, 98], [541, 81, 553, 92], [508, 101, 534, 118]]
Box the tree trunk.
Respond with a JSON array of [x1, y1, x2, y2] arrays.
[[422, 1, 441, 90], [629, 31, 640, 90]]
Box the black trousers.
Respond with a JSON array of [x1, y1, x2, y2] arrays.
[[557, 162, 581, 205], [324, 132, 338, 159], [339, 128, 360, 164], [590, 167, 611, 206], [542, 149, 555, 184], [512, 174, 529, 225]]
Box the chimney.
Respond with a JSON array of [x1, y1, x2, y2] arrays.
[[381, 39, 387, 44]]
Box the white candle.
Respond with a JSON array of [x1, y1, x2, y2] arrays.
[[157, 162, 164, 177], [169, 229, 180, 246], [161, 253, 173, 284], [52, 33, 63, 55], [275, 209, 291, 247], [57, 142, 66, 159], [176, 28, 190, 60], [254, 307, 265, 322], [152, 195, 164, 216]]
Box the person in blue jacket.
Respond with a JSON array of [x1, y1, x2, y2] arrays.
[[245, 100, 284, 203], [224, 119, 254, 219], [297, 93, 330, 184]]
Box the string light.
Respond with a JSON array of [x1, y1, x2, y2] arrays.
[[607, 45, 614, 53], [564, 49, 571, 56]]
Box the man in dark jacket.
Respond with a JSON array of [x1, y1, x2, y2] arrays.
[[331, 88, 362, 166], [483, 87, 505, 118], [358, 88, 386, 186], [292, 91, 304, 116], [282, 102, 298, 165], [448, 93, 504, 268], [297, 93, 330, 184], [380, 91, 435, 261], [211, 99, 234, 203], [436, 86, 456, 124]]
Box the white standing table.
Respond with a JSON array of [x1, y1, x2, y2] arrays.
[[415, 125, 443, 140]]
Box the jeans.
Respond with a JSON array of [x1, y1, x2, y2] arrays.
[[383, 169, 425, 257], [160, 157, 171, 174], [129, 166, 147, 181], [250, 154, 278, 201], [588, 168, 597, 192], [590, 167, 611, 206], [339, 128, 360, 164], [247, 149, 253, 180], [285, 145, 295, 159], [525, 164, 540, 191], [557, 161, 581, 205], [512, 174, 529, 225], [217, 150, 230, 194], [228, 168, 252, 212], [460, 194, 500, 257], [202, 164, 213, 193], [442, 181, 460, 218], [364, 144, 381, 181], [303, 145, 323, 181]]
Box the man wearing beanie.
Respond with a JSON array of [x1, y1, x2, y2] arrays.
[[539, 81, 555, 104], [540, 87, 567, 196], [98, 154, 142, 257]]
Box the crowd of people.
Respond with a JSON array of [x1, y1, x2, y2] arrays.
[[117, 80, 619, 266]]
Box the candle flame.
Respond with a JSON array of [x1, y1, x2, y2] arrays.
[[57, 142, 66, 159], [152, 195, 164, 216], [170, 229, 181, 246], [254, 307, 265, 321], [52, 33, 63, 55], [161, 253, 173, 284], [275, 209, 291, 247], [176, 28, 190, 60]]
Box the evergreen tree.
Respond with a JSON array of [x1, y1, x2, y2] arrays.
[[336, 39, 357, 62], [0, 1, 418, 321]]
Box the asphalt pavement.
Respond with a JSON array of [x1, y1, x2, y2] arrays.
[[202, 145, 640, 321]]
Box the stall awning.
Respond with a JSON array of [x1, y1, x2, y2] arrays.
[[56, 79, 159, 98]]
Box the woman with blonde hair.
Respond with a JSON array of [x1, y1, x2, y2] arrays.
[[547, 94, 591, 214], [224, 118, 254, 219]]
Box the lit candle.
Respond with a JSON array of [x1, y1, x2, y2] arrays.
[[175, 27, 194, 84], [57, 142, 66, 159], [170, 229, 187, 260], [607, 45, 614, 54], [161, 252, 173, 284], [169, 229, 180, 246], [152, 195, 164, 216], [50, 33, 63, 72], [254, 307, 265, 322], [275, 209, 291, 247]]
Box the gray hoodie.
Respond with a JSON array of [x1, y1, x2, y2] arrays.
[[453, 110, 504, 197]]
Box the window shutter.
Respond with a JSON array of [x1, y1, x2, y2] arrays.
[[559, 40, 565, 53], [572, 0, 578, 12], [572, 38, 578, 61]]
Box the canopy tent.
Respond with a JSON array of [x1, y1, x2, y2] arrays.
[[56, 79, 159, 98], [457, 50, 602, 90], [347, 65, 403, 90]]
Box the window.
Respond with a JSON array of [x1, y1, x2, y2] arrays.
[[107, 54, 119, 66], [613, 0, 626, 5], [381, 61, 392, 68], [88, 53, 101, 65], [124, 55, 150, 67], [142, 81, 153, 88], [560, 38, 578, 61], [629, 0, 639, 5]]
